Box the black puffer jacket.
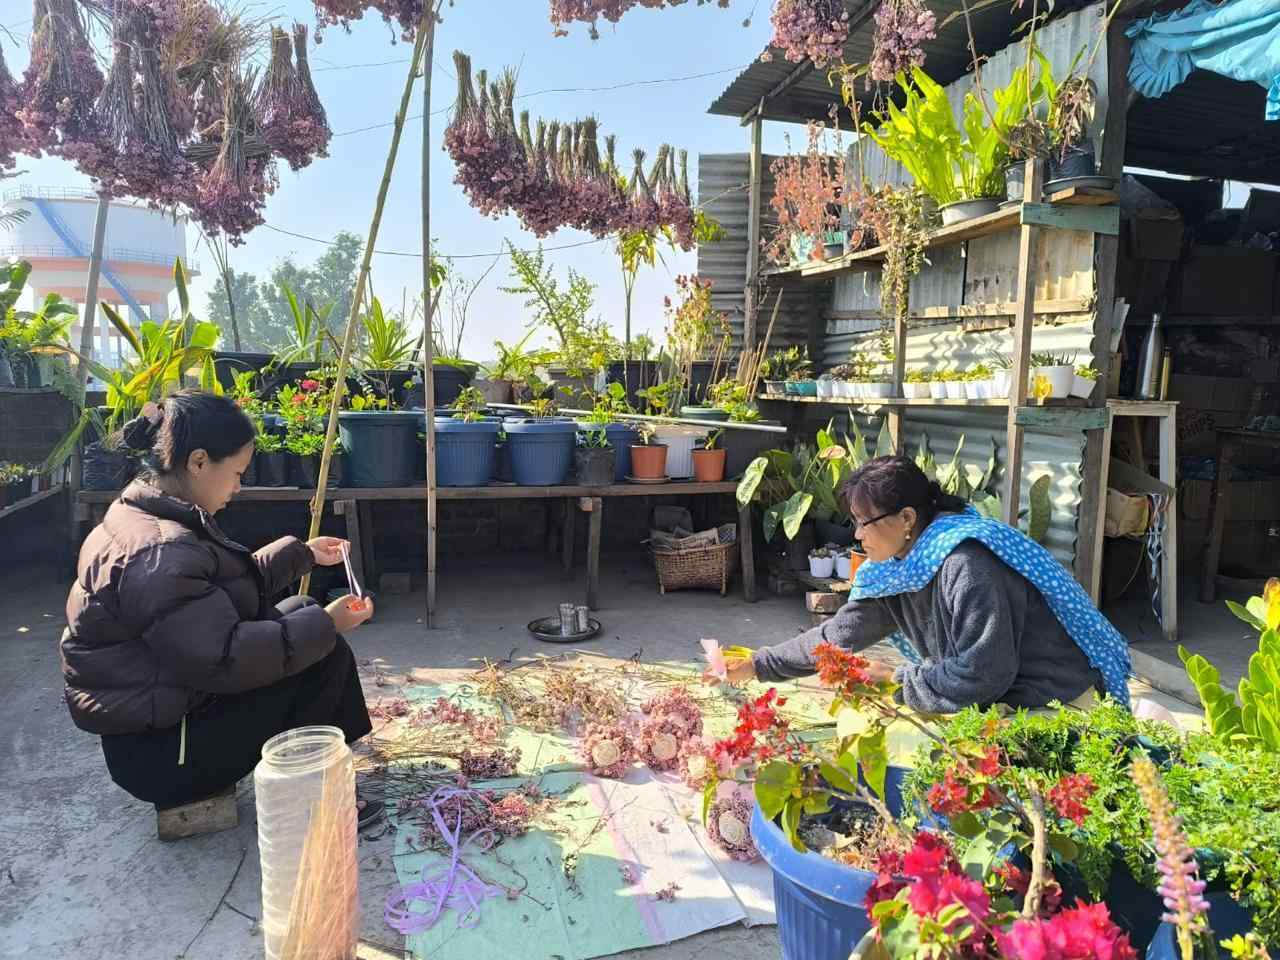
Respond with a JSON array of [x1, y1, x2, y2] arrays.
[[61, 482, 337, 735]]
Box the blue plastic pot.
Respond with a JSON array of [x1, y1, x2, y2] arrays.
[[577, 422, 637, 482], [434, 417, 500, 487], [504, 418, 577, 486], [1146, 893, 1259, 959], [751, 766, 908, 960], [338, 411, 420, 488]]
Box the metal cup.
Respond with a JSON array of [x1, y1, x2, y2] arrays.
[[575, 605, 590, 633], [559, 603, 576, 636]]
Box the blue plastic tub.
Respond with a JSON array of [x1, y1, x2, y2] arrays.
[[1146, 893, 1259, 959], [338, 411, 420, 488], [504, 419, 577, 486], [434, 417, 500, 487], [577, 422, 637, 482], [751, 765, 908, 960]]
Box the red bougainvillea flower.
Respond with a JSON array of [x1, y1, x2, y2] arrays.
[[894, 832, 989, 945], [863, 849, 907, 914], [997, 901, 1137, 960], [300, 379, 320, 391], [927, 768, 998, 817], [711, 687, 794, 769], [813, 641, 873, 698], [1047, 773, 1097, 827]]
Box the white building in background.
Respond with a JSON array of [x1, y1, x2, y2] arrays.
[[0, 185, 199, 369]]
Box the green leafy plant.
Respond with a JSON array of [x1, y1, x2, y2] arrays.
[[276, 283, 334, 367], [255, 431, 284, 454], [451, 385, 488, 423], [1075, 365, 1099, 381], [284, 432, 340, 458], [759, 346, 811, 382], [0, 261, 77, 386], [704, 428, 723, 451], [360, 296, 421, 370], [583, 381, 631, 426], [637, 377, 678, 417]]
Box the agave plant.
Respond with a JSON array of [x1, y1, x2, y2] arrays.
[[360, 297, 421, 370], [276, 284, 334, 367]]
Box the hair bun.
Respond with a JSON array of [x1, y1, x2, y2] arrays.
[[121, 402, 163, 451]]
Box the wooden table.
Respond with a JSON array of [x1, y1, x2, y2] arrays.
[[75, 481, 756, 610], [1199, 428, 1280, 604]]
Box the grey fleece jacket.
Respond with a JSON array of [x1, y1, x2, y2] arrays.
[[753, 541, 1102, 714]]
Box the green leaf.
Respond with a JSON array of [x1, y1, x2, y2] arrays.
[[949, 811, 983, 839], [173, 259, 191, 317], [100, 303, 142, 357], [702, 777, 718, 825], [1026, 474, 1051, 544], [819, 759, 859, 796], [755, 760, 799, 822], [736, 456, 768, 508], [845, 427, 869, 468], [763, 503, 783, 544], [858, 727, 889, 801], [1047, 833, 1079, 862], [781, 491, 814, 540], [875, 417, 894, 457], [782, 797, 804, 852]]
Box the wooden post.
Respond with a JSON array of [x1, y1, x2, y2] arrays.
[[1076, 18, 1130, 597], [561, 498, 575, 573], [584, 496, 602, 610], [888, 303, 908, 452], [1157, 407, 1178, 641], [743, 104, 764, 358], [739, 499, 756, 602], [299, 14, 433, 597], [1199, 431, 1234, 604], [421, 11, 439, 626], [1001, 158, 1045, 527]]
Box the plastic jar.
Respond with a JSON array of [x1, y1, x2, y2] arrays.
[[254, 725, 358, 960]]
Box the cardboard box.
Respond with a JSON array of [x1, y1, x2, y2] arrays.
[[1173, 245, 1278, 316]]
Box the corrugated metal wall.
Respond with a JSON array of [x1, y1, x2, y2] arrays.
[[697, 153, 820, 357]]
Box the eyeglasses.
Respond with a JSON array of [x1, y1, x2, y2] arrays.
[[852, 509, 899, 532]]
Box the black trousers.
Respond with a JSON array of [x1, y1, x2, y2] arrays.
[[101, 597, 373, 809]]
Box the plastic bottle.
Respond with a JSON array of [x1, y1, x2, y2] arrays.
[[255, 725, 358, 960]]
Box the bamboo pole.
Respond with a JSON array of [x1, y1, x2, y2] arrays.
[[421, 11, 438, 626], [299, 15, 433, 597]]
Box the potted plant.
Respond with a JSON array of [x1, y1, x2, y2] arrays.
[[928, 371, 949, 400], [943, 370, 967, 401], [764, 120, 846, 270], [866, 67, 1033, 226], [965, 362, 994, 400], [629, 423, 668, 481], [503, 373, 577, 486], [573, 428, 616, 487], [900, 370, 928, 400], [1072, 364, 1098, 400], [0, 262, 76, 389], [785, 367, 818, 397], [1031, 351, 1076, 399], [485, 329, 551, 407], [286, 432, 345, 489], [808, 546, 835, 578], [692, 430, 727, 483], [433, 386, 500, 487], [338, 385, 421, 488], [359, 296, 421, 408], [254, 431, 287, 487], [990, 353, 1013, 399], [760, 346, 810, 397], [578, 382, 637, 482]]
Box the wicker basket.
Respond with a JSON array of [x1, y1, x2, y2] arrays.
[[652, 541, 740, 595]]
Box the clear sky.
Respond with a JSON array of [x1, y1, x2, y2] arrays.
[[3, 1, 803, 360]]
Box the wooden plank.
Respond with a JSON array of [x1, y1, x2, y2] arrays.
[[0, 483, 66, 522], [1158, 409, 1179, 642], [743, 108, 764, 358], [1003, 159, 1046, 528], [1083, 415, 1115, 605], [1044, 186, 1120, 206], [156, 785, 237, 842], [739, 500, 756, 602], [806, 591, 843, 614], [358, 500, 376, 589], [339, 499, 366, 592], [585, 497, 602, 610], [1020, 203, 1120, 236], [1014, 406, 1109, 432], [1199, 431, 1235, 604], [827, 298, 1091, 321], [561, 498, 575, 573]]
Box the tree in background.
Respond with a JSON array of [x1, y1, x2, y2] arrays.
[[204, 266, 272, 350]]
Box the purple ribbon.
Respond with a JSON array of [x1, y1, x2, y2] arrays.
[[384, 786, 505, 935]]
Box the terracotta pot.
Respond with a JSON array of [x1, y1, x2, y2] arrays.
[[847, 549, 867, 580], [629, 443, 668, 480], [691, 447, 726, 482]]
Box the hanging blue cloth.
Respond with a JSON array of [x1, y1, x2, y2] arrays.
[[850, 507, 1133, 707], [1126, 0, 1280, 121]]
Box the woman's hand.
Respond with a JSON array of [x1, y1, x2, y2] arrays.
[[326, 595, 374, 633], [703, 654, 756, 686], [308, 537, 349, 567], [864, 660, 897, 684]]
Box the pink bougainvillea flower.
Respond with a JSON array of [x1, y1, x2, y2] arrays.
[[701, 638, 727, 680]]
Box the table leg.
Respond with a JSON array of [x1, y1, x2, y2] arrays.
[[337, 500, 366, 592], [584, 497, 602, 610], [1199, 434, 1235, 604], [357, 500, 376, 590], [562, 498, 575, 574], [739, 500, 757, 602], [1158, 411, 1178, 642]]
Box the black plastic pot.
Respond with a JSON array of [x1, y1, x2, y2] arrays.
[[7, 476, 32, 504], [574, 445, 616, 487], [1005, 161, 1027, 202], [493, 437, 513, 482], [1050, 144, 1095, 180], [290, 453, 344, 489], [815, 516, 855, 547], [0, 355, 13, 387], [213, 351, 275, 392], [432, 362, 476, 408], [82, 442, 135, 491], [255, 450, 288, 487], [241, 455, 258, 488], [364, 368, 417, 408], [605, 360, 664, 408], [688, 360, 716, 405], [721, 420, 784, 480], [339, 411, 420, 488]]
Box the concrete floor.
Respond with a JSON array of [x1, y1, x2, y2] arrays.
[[0, 551, 1203, 960]]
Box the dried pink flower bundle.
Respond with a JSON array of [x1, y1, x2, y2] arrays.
[[641, 687, 704, 739], [459, 747, 521, 781], [770, 0, 849, 67], [706, 784, 759, 861], [869, 0, 936, 86], [548, 0, 730, 39], [638, 715, 686, 772], [580, 721, 636, 779], [677, 736, 720, 790]]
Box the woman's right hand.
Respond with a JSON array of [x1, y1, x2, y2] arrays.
[[703, 654, 756, 686], [326, 595, 374, 633]]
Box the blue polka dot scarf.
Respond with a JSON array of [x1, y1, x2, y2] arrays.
[[851, 507, 1132, 707]]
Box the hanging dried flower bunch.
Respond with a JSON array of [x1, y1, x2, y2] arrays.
[[580, 721, 636, 779], [256, 25, 331, 171], [549, 0, 731, 39], [766, 119, 845, 265], [868, 0, 936, 86], [313, 0, 432, 43], [18, 0, 105, 155], [768, 0, 849, 67], [0, 44, 29, 171], [706, 783, 760, 861], [445, 51, 697, 246]]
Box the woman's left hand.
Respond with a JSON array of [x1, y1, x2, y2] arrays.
[[863, 660, 898, 684], [307, 537, 349, 567]]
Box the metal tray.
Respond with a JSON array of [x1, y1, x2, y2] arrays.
[[527, 615, 602, 644]]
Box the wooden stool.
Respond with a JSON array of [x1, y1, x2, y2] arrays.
[[156, 784, 238, 842]]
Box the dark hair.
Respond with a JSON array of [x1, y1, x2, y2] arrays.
[[120, 390, 256, 477], [840, 455, 966, 529]]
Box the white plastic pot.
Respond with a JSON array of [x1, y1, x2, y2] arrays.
[[904, 382, 930, 399], [930, 381, 948, 400], [816, 377, 834, 399], [834, 553, 852, 580], [991, 371, 1011, 399], [809, 554, 835, 578], [966, 380, 992, 400], [865, 382, 892, 399], [1034, 365, 1075, 399], [945, 381, 967, 400], [1071, 375, 1096, 400], [652, 424, 701, 478]]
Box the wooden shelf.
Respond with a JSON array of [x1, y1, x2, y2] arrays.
[[756, 393, 1089, 409], [763, 187, 1119, 281], [0, 483, 65, 521]]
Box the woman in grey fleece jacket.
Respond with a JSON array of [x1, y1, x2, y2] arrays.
[[714, 456, 1103, 714]]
